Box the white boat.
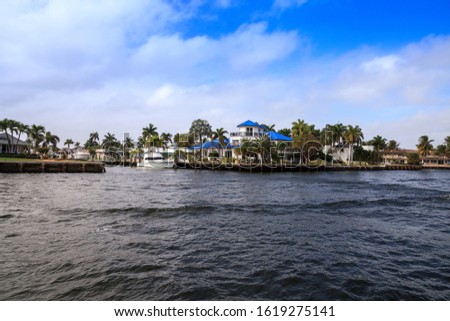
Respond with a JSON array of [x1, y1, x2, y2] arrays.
[[137, 149, 173, 169], [73, 149, 90, 161]]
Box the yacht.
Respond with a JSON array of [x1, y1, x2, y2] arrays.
[[137, 149, 173, 169]]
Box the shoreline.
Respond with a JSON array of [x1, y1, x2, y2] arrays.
[[173, 162, 425, 172], [0, 160, 106, 173]]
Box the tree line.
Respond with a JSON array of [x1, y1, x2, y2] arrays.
[[1, 117, 449, 162]]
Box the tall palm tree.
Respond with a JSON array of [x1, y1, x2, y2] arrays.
[[43, 131, 60, 148], [0, 119, 12, 152], [102, 133, 119, 151], [444, 136, 450, 152], [15, 122, 29, 154], [344, 125, 364, 163], [371, 135, 387, 163], [160, 132, 173, 148], [7, 119, 19, 153], [64, 138, 74, 153], [416, 135, 434, 156], [212, 128, 229, 158], [28, 124, 46, 153], [142, 123, 158, 140], [331, 123, 347, 145], [86, 131, 100, 148]]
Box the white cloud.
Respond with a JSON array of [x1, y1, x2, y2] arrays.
[[0, 1, 449, 149], [273, 0, 308, 10], [360, 55, 402, 73]]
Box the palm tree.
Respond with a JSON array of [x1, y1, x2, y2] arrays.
[[370, 135, 387, 163], [278, 128, 291, 137], [211, 128, 229, 158], [331, 123, 347, 145], [444, 136, 450, 152], [15, 122, 29, 154], [142, 123, 158, 140], [343, 125, 364, 163], [291, 119, 319, 149], [0, 119, 21, 153], [86, 131, 100, 148], [0, 119, 12, 152], [43, 131, 60, 148], [28, 124, 45, 153], [160, 132, 173, 149], [7, 119, 19, 153], [387, 140, 400, 150], [416, 135, 434, 156], [64, 138, 74, 154], [261, 124, 276, 132], [102, 133, 119, 151]]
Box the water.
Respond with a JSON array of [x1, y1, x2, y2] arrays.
[[1, 168, 449, 300]]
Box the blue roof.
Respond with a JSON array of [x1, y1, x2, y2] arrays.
[[237, 120, 261, 127], [266, 131, 292, 142], [193, 138, 232, 150]]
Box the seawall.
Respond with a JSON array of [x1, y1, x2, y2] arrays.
[[0, 161, 106, 173], [174, 162, 423, 172]]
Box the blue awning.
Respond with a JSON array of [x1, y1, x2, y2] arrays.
[[192, 138, 232, 150], [266, 131, 292, 142]]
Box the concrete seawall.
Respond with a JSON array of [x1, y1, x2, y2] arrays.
[[0, 161, 106, 173], [174, 162, 424, 172]]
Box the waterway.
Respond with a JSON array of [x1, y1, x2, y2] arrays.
[[1, 168, 449, 300]]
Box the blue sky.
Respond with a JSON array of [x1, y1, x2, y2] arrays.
[[1, 0, 449, 148]]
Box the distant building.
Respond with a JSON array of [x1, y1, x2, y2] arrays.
[[0, 132, 27, 154], [382, 149, 450, 167]]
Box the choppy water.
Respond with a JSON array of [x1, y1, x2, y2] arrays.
[[1, 168, 449, 300]]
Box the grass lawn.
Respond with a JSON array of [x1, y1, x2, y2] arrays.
[[0, 157, 40, 162]]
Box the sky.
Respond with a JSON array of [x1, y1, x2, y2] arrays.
[[1, 0, 450, 148]]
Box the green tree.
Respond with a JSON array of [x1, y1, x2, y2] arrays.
[[387, 140, 400, 150], [343, 125, 364, 163], [211, 127, 228, 157], [142, 123, 158, 140], [261, 124, 276, 132], [28, 124, 46, 153], [0, 119, 19, 153], [189, 119, 212, 157], [407, 153, 420, 165], [42, 131, 60, 148], [370, 135, 387, 163], [278, 128, 291, 137], [15, 122, 29, 154], [416, 135, 434, 156], [64, 138, 74, 154], [85, 131, 100, 148], [102, 133, 120, 151], [291, 119, 319, 149], [444, 136, 450, 152]]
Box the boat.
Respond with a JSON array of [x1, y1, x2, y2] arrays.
[[73, 149, 90, 161], [137, 149, 173, 169]]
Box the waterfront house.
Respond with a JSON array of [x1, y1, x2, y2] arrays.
[[0, 132, 27, 154], [229, 120, 292, 161], [229, 120, 266, 146]]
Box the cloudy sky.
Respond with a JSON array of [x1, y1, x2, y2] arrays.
[[1, 0, 449, 148]]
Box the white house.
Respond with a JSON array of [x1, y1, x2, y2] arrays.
[[229, 120, 266, 146]]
